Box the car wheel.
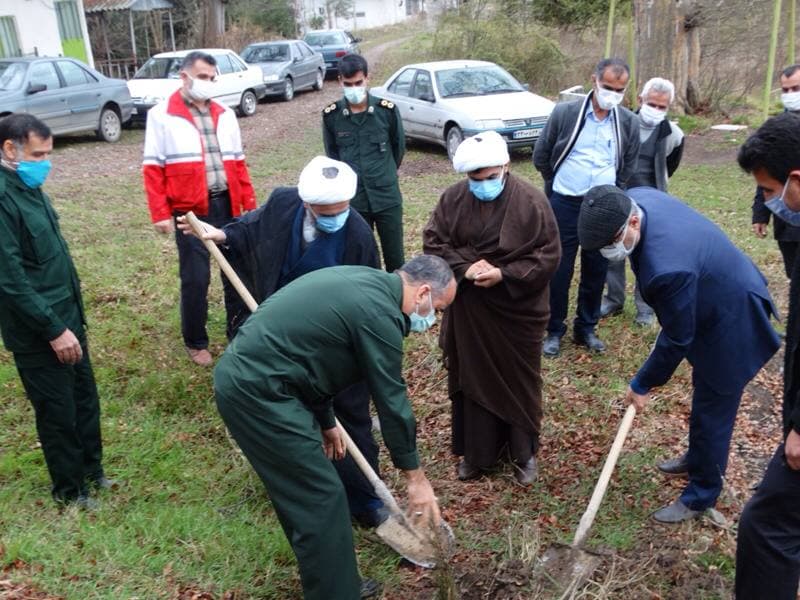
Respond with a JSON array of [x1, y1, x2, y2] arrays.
[[239, 90, 257, 117], [446, 125, 463, 161], [283, 77, 294, 102], [96, 107, 122, 143], [312, 69, 324, 91]]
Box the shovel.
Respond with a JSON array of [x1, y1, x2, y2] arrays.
[[184, 211, 454, 568], [538, 404, 637, 591]]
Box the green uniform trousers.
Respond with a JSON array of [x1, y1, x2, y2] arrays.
[[17, 344, 103, 502], [357, 203, 405, 273], [216, 389, 361, 600]]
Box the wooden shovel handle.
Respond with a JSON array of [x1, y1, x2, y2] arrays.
[[185, 211, 404, 517], [572, 404, 637, 548]]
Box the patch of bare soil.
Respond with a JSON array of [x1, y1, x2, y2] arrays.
[[682, 129, 747, 167]]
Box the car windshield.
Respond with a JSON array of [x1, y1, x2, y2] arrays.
[[133, 57, 181, 79], [242, 44, 289, 63], [435, 66, 524, 98], [305, 32, 345, 46], [0, 62, 27, 91]]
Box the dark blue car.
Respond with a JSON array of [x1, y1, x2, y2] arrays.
[[303, 29, 361, 77]]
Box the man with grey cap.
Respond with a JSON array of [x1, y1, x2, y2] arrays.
[[578, 184, 779, 522], [424, 131, 560, 484], [178, 156, 388, 529]]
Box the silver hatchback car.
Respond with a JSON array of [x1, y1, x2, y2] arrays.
[[0, 57, 133, 143]]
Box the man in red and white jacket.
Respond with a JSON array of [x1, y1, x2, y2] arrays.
[[143, 51, 256, 366]]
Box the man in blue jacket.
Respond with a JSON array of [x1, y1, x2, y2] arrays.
[[577, 185, 780, 522]]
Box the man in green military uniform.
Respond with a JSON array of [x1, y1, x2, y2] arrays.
[[214, 255, 456, 599], [322, 53, 406, 272], [0, 114, 110, 509]]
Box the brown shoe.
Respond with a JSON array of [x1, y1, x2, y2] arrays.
[[185, 346, 213, 367]]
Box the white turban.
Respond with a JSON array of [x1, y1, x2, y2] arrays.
[[452, 130, 510, 173], [298, 156, 357, 204]]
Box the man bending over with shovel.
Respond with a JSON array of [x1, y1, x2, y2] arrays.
[[577, 185, 780, 523], [178, 156, 390, 530], [213, 255, 455, 599]]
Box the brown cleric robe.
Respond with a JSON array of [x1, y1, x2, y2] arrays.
[[423, 173, 561, 469]]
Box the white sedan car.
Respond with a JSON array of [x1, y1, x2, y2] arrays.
[[127, 48, 267, 123], [372, 60, 555, 159]]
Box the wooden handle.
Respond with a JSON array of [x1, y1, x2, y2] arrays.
[[572, 404, 637, 548], [188, 209, 406, 518], [184, 211, 259, 312]]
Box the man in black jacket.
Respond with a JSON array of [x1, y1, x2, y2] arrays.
[[736, 112, 800, 599], [533, 58, 640, 357], [178, 155, 387, 529]]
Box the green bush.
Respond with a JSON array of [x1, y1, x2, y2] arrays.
[[431, 13, 567, 95]]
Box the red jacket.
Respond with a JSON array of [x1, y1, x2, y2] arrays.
[[142, 91, 256, 222]]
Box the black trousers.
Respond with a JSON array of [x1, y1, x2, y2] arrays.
[[17, 344, 103, 502], [358, 203, 405, 272], [736, 443, 800, 599], [174, 191, 238, 348], [331, 381, 382, 517], [547, 192, 609, 338], [778, 241, 799, 279]]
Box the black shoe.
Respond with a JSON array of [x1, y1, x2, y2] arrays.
[[634, 313, 656, 327], [542, 334, 561, 357], [657, 454, 689, 476], [91, 477, 120, 491], [513, 457, 538, 485], [457, 459, 481, 481], [573, 331, 606, 353], [353, 506, 390, 528], [360, 578, 383, 599], [600, 301, 623, 318]]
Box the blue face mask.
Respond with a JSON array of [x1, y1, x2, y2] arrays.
[[468, 174, 506, 202], [343, 86, 367, 105], [409, 292, 436, 333], [17, 160, 52, 189], [765, 179, 800, 226], [314, 208, 350, 234]]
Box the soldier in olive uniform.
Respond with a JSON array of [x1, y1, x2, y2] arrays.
[[0, 114, 109, 509], [322, 54, 406, 272]]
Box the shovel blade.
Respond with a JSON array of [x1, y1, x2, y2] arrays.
[[535, 543, 603, 591], [375, 514, 454, 568]]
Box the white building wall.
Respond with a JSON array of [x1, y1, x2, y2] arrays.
[[0, 0, 94, 66], [301, 0, 409, 32]]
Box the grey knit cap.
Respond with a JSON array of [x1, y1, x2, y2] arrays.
[[578, 185, 633, 250]]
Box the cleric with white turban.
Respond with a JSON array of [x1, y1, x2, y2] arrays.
[[451, 131, 511, 202]]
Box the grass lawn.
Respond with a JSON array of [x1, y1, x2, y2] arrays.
[[0, 25, 788, 600]]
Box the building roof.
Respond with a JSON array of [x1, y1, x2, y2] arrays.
[[84, 0, 173, 12]]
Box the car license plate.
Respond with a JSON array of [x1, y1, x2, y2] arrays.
[[513, 129, 539, 140], [131, 107, 138, 115]]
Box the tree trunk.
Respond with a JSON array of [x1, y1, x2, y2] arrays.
[[200, 0, 225, 47], [634, 0, 702, 114]]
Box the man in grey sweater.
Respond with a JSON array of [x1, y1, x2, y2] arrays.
[[533, 58, 640, 357], [601, 77, 684, 326]]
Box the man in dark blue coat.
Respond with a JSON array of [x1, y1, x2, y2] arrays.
[[577, 184, 780, 523], [178, 156, 387, 531]]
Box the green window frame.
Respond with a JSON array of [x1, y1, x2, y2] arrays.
[[0, 16, 21, 58]]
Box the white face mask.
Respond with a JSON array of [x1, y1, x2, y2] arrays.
[[188, 75, 216, 101], [595, 85, 625, 110], [782, 90, 800, 112], [639, 103, 667, 127], [600, 219, 639, 262]]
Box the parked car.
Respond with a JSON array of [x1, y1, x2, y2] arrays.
[[0, 57, 132, 143], [302, 29, 360, 76], [371, 60, 556, 159], [241, 40, 325, 101], [127, 48, 267, 123]]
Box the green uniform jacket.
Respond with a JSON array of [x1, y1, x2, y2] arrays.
[[214, 266, 419, 470], [0, 168, 85, 366], [322, 93, 405, 213]]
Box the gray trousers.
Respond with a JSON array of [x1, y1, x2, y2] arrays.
[[603, 260, 654, 317]]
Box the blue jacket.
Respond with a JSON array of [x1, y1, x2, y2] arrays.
[[628, 188, 780, 395]]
